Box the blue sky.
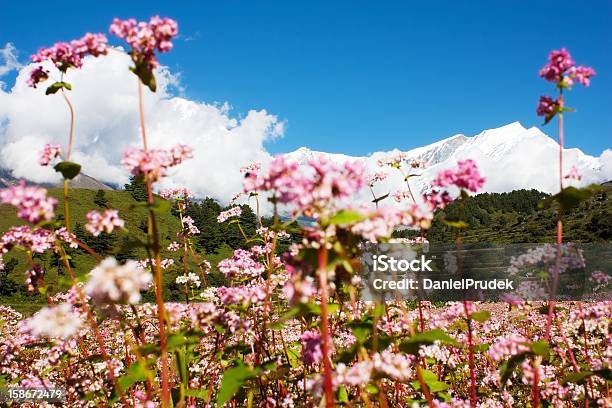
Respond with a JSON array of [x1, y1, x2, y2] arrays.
[[1, 1, 610, 156]]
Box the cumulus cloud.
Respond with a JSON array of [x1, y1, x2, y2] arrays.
[[0, 50, 284, 203], [0, 43, 23, 87]]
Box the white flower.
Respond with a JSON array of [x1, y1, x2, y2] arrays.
[[24, 303, 82, 339], [85, 257, 152, 304]]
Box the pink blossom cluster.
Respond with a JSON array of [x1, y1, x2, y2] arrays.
[[85, 209, 125, 236], [539, 48, 595, 87], [433, 159, 486, 192], [23, 303, 83, 340], [159, 187, 193, 200], [38, 144, 62, 166], [85, 257, 152, 304], [55, 227, 78, 249], [488, 334, 531, 361], [0, 182, 57, 224], [244, 155, 366, 215], [377, 152, 407, 168], [28, 32, 109, 87], [508, 244, 585, 276], [217, 285, 266, 306], [26, 66, 49, 88], [217, 206, 242, 223], [239, 162, 261, 175], [391, 189, 412, 203], [0, 226, 54, 255], [536, 95, 560, 118], [300, 330, 323, 365], [167, 241, 180, 252], [218, 249, 265, 279], [122, 144, 193, 183], [424, 189, 454, 210], [181, 215, 200, 236], [109, 16, 178, 69], [365, 171, 387, 186], [175, 272, 201, 288], [282, 274, 316, 305], [564, 165, 583, 181]]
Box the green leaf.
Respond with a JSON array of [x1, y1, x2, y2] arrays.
[[561, 369, 611, 385], [337, 385, 349, 403], [54, 161, 81, 180], [540, 184, 600, 212], [412, 369, 449, 393], [327, 209, 366, 225], [349, 321, 373, 344], [529, 340, 550, 358], [117, 361, 149, 391], [470, 310, 491, 323], [499, 352, 530, 390], [184, 388, 210, 400], [365, 383, 379, 394], [371, 193, 390, 204], [131, 60, 157, 92], [45, 81, 72, 95], [217, 365, 257, 406], [399, 329, 460, 355]]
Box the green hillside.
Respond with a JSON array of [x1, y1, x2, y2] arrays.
[[395, 185, 612, 243], [2, 184, 610, 313], [0, 187, 235, 312]]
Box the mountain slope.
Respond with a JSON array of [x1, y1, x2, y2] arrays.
[[285, 122, 611, 197], [0, 167, 112, 190]]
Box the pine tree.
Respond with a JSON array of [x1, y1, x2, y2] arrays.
[[93, 189, 109, 208], [124, 176, 148, 202]]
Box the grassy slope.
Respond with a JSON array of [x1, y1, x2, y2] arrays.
[[0, 188, 231, 312], [425, 185, 612, 244]]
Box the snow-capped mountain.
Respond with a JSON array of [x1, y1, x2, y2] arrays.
[[285, 122, 611, 197]]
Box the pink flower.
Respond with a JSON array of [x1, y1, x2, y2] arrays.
[[240, 162, 261, 175], [217, 206, 242, 223], [55, 227, 78, 249], [488, 334, 531, 361], [366, 172, 387, 186], [536, 95, 559, 117], [564, 165, 583, 181], [570, 65, 596, 87], [167, 241, 180, 252], [218, 249, 265, 279], [0, 181, 57, 224], [539, 48, 595, 88], [38, 144, 62, 166], [1, 225, 55, 254], [26, 66, 49, 88], [424, 189, 454, 210], [539, 48, 574, 83], [122, 144, 193, 183], [85, 209, 125, 236], [432, 160, 485, 192], [109, 16, 178, 69], [29, 32, 108, 74], [180, 215, 200, 236], [301, 330, 323, 365], [159, 187, 193, 200]]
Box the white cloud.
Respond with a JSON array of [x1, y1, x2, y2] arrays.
[[0, 43, 22, 78], [0, 50, 284, 204]]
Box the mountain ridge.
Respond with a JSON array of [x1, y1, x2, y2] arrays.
[[284, 121, 610, 196]]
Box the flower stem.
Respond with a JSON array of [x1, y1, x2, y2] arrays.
[[317, 246, 335, 408], [138, 78, 170, 407]]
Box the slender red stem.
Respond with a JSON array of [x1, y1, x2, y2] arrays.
[[138, 78, 170, 407], [317, 247, 334, 408]]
